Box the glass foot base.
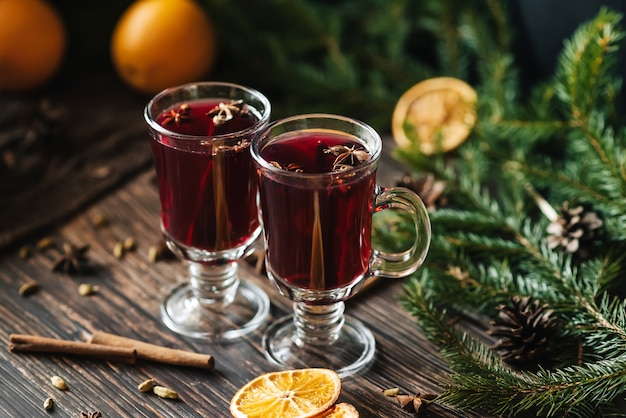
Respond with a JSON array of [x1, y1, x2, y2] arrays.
[[262, 314, 376, 378], [161, 280, 270, 341]]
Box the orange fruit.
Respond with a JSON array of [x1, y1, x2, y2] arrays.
[[229, 368, 342, 418], [111, 0, 217, 95], [392, 77, 477, 154], [0, 0, 66, 91], [318, 403, 359, 417]]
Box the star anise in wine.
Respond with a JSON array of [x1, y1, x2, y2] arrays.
[[206, 100, 249, 126], [161, 103, 191, 126], [269, 161, 304, 172], [324, 144, 370, 171], [52, 242, 91, 275]]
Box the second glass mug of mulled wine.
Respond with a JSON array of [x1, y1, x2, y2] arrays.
[[144, 82, 271, 341], [251, 114, 431, 377]]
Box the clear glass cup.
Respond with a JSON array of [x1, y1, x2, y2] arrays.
[[144, 82, 271, 341], [251, 114, 431, 376]]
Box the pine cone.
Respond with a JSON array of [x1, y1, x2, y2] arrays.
[[396, 173, 447, 210], [488, 296, 557, 364], [546, 201, 602, 259]]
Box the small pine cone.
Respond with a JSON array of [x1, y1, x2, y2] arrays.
[[488, 296, 557, 364], [396, 173, 447, 210], [546, 201, 602, 259]]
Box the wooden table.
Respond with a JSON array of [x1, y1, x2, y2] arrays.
[[0, 135, 476, 417]]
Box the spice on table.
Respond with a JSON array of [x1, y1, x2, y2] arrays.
[[43, 397, 53, 411], [91, 214, 109, 228], [113, 242, 125, 259], [9, 334, 137, 364], [36, 236, 56, 251], [153, 385, 179, 400], [382, 387, 400, 397], [138, 378, 155, 393], [18, 245, 33, 259], [89, 331, 214, 370], [148, 240, 175, 262], [52, 242, 90, 275], [123, 237, 137, 251], [81, 412, 102, 418], [18, 281, 39, 297], [50, 375, 68, 390], [78, 283, 99, 296]]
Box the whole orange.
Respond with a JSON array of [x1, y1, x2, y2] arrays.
[[0, 0, 66, 91], [111, 0, 217, 95]]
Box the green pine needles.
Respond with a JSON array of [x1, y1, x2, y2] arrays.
[[380, 7, 626, 418]]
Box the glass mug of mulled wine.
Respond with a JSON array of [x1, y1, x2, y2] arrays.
[[144, 82, 271, 341], [251, 114, 431, 377]]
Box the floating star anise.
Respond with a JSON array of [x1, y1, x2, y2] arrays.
[[161, 103, 191, 126], [323, 144, 370, 171], [52, 242, 90, 275], [206, 100, 248, 126]]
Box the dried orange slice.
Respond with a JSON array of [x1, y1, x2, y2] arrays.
[[392, 77, 477, 154], [318, 403, 359, 417], [229, 368, 342, 418]]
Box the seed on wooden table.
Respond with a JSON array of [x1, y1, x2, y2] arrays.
[[78, 283, 99, 296], [36, 237, 55, 250], [113, 242, 124, 258], [153, 385, 178, 399], [18, 281, 39, 297], [383, 387, 400, 397], [123, 237, 137, 251], [43, 397, 53, 410], [50, 375, 68, 390], [91, 214, 109, 228], [18, 245, 33, 259], [138, 378, 155, 392]]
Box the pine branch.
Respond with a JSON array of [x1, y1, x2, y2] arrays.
[[393, 6, 626, 416]]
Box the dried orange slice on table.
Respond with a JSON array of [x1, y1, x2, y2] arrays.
[[392, 77, 477, 154], [230, 368, 354, 418]]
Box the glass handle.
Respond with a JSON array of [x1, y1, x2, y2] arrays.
[[370, 186, 431, 278]]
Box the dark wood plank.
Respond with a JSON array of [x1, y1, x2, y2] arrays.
[[0, 148, 480, 417]]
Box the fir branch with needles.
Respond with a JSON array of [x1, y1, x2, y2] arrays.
[[373, 6, 626, 417]]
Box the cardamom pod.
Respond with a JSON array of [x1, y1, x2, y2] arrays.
[[43, 397, 53, 410], [18, 281, 39, 297], [18, 245, 33, 260], [383, 387, 400, 397], [78, 283, 99, 296], [50, 375, 68, 390], [91, 214, 109, 228], [36, 237, 56, 250], [137, 378, 155, 393], [153, 385, 178, 399], [123, 237, 137, 251], [113, 242, 124, 259]]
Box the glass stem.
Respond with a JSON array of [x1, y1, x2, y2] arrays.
[[292, 301, 345, 346], [188, 261, 239, 308]]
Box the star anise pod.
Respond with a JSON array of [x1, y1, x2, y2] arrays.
[[546, 201, 603, 259], [488, 295, 558, 365], [81, 412, 102, 418], [161, 103, 191, 126], [206, 100, 249, 126], [396, 173, 447, 210], [323, 144, 370, 171], [52, 242, 91, 275]]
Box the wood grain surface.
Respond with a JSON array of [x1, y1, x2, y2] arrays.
[[0, 136, 485, 417]]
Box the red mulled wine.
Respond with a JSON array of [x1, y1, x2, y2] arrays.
[[258, 131, 375, 291], [151, 99, 261, 251]]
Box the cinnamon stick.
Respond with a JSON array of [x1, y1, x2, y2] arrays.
[[9, 334, 136, 364], [89, 331, 214, 370]]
